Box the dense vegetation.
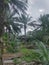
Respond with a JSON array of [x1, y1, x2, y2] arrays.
[[0, 0, 49, 65]]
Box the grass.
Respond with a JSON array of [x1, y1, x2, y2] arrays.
[[19, 48, 40, 62]]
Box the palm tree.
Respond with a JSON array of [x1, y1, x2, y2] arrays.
[[39, 14, 49, 34], [5, 11, 22, 34], [14, 13, 32, 36], [31, 14, 49, 43], [0, 0, 27, 65], [0, 0, 27, 36]]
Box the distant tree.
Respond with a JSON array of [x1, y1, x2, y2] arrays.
[[39, 14, 49, 34], [29, 14, 49, 43], [14, 13, 32, 36]]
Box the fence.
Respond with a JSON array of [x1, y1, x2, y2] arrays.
[[2, 53, 22, 65], [3, 63, 14, 65]]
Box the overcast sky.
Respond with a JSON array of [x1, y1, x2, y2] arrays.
[[27, 0, 49, 19], [21, 0, 49, 35]]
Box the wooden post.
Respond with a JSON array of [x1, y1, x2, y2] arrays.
[[0, 39, 3, 65]]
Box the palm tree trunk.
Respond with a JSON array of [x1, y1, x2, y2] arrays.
[[24, 24, 26, 36], [24, 24, 27, 44], [0, 0, 5, 65], [0, 0, 4, 36]]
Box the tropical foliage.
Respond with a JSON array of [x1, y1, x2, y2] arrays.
[[0, 0, 49, 65]]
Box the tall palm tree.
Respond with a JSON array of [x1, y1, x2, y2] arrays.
[[0, 0, 27, 36], [5, 11, 22, 34], [14, 13, 32, 36], [0, 0, 27, 65]]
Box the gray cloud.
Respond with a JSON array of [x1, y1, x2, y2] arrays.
[[28, 0, 49, 19], [21, 0, 49, 34]]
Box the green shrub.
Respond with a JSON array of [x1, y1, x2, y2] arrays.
[[20, 48, 40, 62]]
